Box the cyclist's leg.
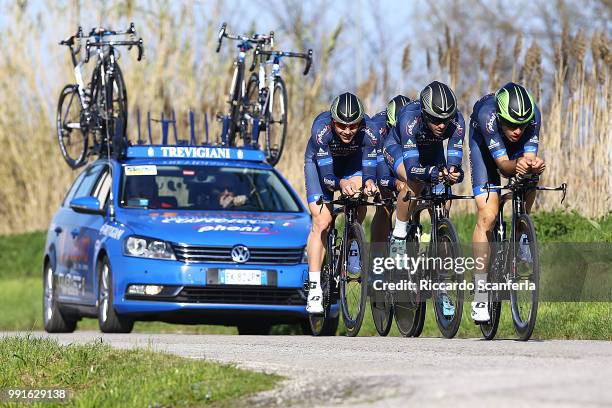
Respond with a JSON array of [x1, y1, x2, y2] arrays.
[[305, 158, 334, 312], [371, 154, 394, 245], [371, 187, 393, 242], [469, 135, 500, 320], [396, 165, 424, 222], [307, 201, 333, 273]]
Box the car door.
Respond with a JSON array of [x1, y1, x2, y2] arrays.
[[81, 165, 112, 303], [57, 163, 106, 304]]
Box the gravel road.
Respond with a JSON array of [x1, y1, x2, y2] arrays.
[[7, 332, 612, 407]]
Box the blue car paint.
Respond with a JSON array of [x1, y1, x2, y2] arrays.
[[44, 150, 318, 325]]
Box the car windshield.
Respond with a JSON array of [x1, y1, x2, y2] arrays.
[[120, 164, 301, 212]]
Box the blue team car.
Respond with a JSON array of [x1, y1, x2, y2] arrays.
[[43, 145, 312, 334]]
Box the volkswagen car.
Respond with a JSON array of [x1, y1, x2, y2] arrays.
[[42, 145, 315, 334]]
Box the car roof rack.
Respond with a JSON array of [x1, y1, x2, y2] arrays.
[[125, 110, 266, 163]]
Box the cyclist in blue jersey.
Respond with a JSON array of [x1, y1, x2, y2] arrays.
[[304, 92, 380, 313], [370, 95, 411, 247], [382, 81, 466, 316], [469, 82, 545, 322]]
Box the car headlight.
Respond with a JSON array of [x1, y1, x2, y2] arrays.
[[301, 247, 307, 263], [124, 236, 176, 260]]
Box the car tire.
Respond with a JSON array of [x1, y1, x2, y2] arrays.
[[237, 323, 271, 335], [98, 256, 134, 333], [43, 261, 77, 333]]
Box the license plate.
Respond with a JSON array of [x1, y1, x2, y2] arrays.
[[220, 269, 265, 285]]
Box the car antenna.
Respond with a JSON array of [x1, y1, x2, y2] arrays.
[[106, 120, 117, 222]]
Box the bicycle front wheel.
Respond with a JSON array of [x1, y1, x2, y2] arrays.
[[510, 214, 540, 341], [480, 228, 504, 340], [370, 255, 394, 336], [340, 223, 368, 337], [57, 85, 88, 168], [265, 78, 287, 166], [432, 219, 464, 339], [393, 224, 422, 337]]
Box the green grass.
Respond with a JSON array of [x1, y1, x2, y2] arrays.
[[1, 211, 610, 338], [343, 300, 612, 340], [0, 335, 279, 407]]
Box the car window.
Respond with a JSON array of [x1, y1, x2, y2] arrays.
[[71, 164, 105, 201], [120, 164, 301, 212], [62, 167, 89, 206], [92, 167, 112, 209]]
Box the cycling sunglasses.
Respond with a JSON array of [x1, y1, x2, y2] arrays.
[[497, 115, 529, 130], [424, 113, 452, 126], [333, 121, 361, 132]]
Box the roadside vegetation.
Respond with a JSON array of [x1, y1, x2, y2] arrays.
[[0, 335, 279, 407], [1, 211, 610, 339]]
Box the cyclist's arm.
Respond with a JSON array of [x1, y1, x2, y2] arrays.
[[446, 113, 465, 169], [377, 146, 396, 190], [522, 106, 541, 159], [478, 108, 515, 178], [361, 125, 379, 186], [377, 126, 397, 189], [312, 123, 339, 191]]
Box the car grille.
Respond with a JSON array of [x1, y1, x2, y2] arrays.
[[175, 285, 306, 305], [172, 244, 304, 265]]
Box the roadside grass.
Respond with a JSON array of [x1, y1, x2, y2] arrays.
[[346, 300, 612, 340], [1, 211, 610, 338], [0, 335, 279, 407]]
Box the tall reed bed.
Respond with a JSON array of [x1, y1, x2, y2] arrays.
[[0, 2, 608, 234]]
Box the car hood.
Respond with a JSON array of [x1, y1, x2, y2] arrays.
[[117, 209, 311, 248]]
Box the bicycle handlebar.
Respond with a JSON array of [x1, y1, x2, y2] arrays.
[[216, 22, 274, 53], [483, 174, 567, 204], [255, 48, 314, 75], [60, 23, 137, 46], [84, 38, 144, 63]]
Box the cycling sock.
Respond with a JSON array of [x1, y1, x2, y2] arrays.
[[392, 219, 408, 238], [309, 271, 321, 289], [474, 273, 488, 303]]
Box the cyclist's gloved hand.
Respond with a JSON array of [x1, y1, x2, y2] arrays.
[[364, 179, 378, 196], [339, 178, 359, 196], [427, 166, 442, 183], [446, 165, 464, 184]]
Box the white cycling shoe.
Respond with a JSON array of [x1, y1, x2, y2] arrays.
[[307, 285, 324, 314], [471, 301, 491, 323]]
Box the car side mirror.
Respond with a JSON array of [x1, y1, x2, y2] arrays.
[[70, 196, 105, 215]]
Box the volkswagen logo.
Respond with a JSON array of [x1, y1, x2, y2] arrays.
[[231, 245, 250, 263]]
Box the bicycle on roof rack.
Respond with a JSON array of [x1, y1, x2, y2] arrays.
[[245, 45, 312, 166], [56, 23, 143, 168], [479, 174, 566, 341], [216, 22, 312, 166]]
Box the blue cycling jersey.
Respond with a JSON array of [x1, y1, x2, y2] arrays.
[[468, 94, 541, 196], [384, 101, 465, 182], [370, 110, 397, 190], [303, 112, 380, 203]]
